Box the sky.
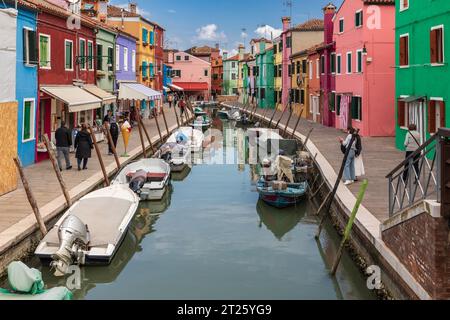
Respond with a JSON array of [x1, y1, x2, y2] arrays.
[[110, 0, 344, 55]]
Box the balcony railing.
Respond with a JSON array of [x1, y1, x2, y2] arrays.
[[386, 128, 450, 218]]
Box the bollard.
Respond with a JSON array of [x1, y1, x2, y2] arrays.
[[103, 124, 121, 171], [89, 126, 110, 186]]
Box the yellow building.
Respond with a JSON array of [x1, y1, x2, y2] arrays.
[[273, 37, 283, 110], [290, 50, 309, 118], [107, 3, 155, 88]]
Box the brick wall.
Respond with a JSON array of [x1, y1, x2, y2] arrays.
[[382, 211, 450, 299]]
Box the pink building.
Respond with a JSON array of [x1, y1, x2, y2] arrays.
[[333, 0, 395, 137], [281, 17, 292, 107], [168, 51, 212, 100]]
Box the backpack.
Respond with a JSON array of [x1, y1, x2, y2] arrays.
[[110, 123, 119, 136]]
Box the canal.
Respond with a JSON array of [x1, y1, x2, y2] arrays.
[[21, 113, 376, 300]]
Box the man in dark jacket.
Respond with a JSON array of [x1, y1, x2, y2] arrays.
[[55, 121, 72, 171], [108, 117, 120, 155]]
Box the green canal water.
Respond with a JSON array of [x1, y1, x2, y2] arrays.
[[21, 118, 376, 300]]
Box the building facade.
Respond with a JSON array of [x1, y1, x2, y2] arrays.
[[256, 46, 274, 109], [273, 36, 283, 110], [115, 31, 138, 91], [334, 0, 395, 137], [290, 50, 309, 117], [308, 46, 323, 123], [222, 52, 239, 95], [395, 0, 449, 148]]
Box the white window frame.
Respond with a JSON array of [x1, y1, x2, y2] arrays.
[[64, 39, 73, 71], [23, 27, 35, 67], [115, 44, 120, 71], [355, 9, 363, 28], [399, 33, 410, 68], [131, 49, 136, 72], [336, 54, 342, 75], [79, 38, 86, 70], [400, 0, 409, 12], [431, 25, 445, 66], [22, 98, 36, 142], [346, 51, 352, 74], [107, 46, 113, 71], [339, 18, 344, 34], [356, 49, 363, 73], [39, 33, 51, 70], [123, 47, 128, 71], [352, 95, 362, 121], [87, 40, 94, 71]]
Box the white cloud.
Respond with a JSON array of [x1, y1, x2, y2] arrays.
[[224, 49, 238, 57], [168, 9, 176, 14], [241, 31, 248, 39], [195, 24, 227, 42], [254, 25, 282, 40]]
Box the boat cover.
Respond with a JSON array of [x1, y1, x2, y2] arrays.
[[276, 156, 294, 183]]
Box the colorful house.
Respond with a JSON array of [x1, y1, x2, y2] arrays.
[[256, 45, 275, 109], [1, 0, 38, 167], [308, 45, 324, 123], [395, 0, 449, 148], [222, 51, 239, 96], [290, 50, 309, 116], [333, 0, 395, 137], [168, 51, 211, 100], [163, 63, 173, 95], [211, 54, 223, 98], [241, 55, 256, 105], [273, 36, 283, 109], [317, 3, 337, 128]]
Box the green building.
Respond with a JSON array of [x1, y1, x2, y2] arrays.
[[222, 52, 239, 95], [395, 0, 449, 149], [256, 46, 274, 109], [95, 26, 117, 119]]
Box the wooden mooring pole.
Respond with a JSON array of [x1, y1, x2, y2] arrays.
[[267, 108, 278, 128], [137, 112, 147, 158], [275, 104, 289, 129], [302, 128, 314, 150], [283, 108, 293, 136], [89, 126, 110, 186], [154, 111, 163, 142], [103, 124, 121, 171], [42, 134, 72, 207], [315, 191, 332, 216], [138, 114, 156, 154], [315, 135, 357, 239], [13, 157, 47, 236], [290, 108, 304, 139], [330, 180, 368, 276], [161, 106, 170, 138]]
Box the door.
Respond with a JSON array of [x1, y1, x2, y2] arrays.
[[408, 100, 425, 145], [312, 96, 320, 123]]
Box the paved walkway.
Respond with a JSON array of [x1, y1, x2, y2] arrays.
[[228, 102, 404, 222], [0, 104, 190, 234]]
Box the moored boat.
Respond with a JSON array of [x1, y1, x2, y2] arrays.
[[257, 179, 308, 208], [113, 159, 171, 201], [159, 142, 191, 173], [167, 127, 204, 153]]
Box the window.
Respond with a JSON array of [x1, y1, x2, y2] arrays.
[[22, 99, 35, 141], [337, 54, 342, 74], [339, 18, 344, 33], [149, 63, 154, 77], [87, 41, 93, 70], [288, 64, 292, 76], [400, 0, 409, 11], [39, 34, 51, 68], [107, 47, 113, 72], [346, 52, 352, 73], [398, 100, 422, 130], [399, 34, 409, 67], [184, 55, 189, 61], [96, 44, 103, 71], [351, 96, 362, 120], [316, 59, 320, 78], [329, 92, 336, 112], [142, 61, 148, 77], [273, 65, 277, 76], [309, 61, 313, 79], [132, 50, 136, 72], [278, 65, 282, 77], [232, 73, 236, 80], [23, 28, 37, 65], [336, 95, 342, 115], [172, 70, 181, 77], [176, 55, 181, 61], [273, 44, 277, 54], [232, 88, 238, 95], [204, 69, 208, 77], [286, 36, 292, 49], [355, 10, 363, 28], [142, 28, 148, 44], [232, 62, 236, 68], [302, 60, 307, 73], [279, 41, 283, 52], [121, 47, 128, 71], [79, 38, 86, 70], [428, 100, 446, 133], [356, 50, 363, 73], [320, 55, 325, 74], [64, 40, 73, 70], [263, 64, 266, 77], [300, 89, 305, 104], [430, 26, 444, 64], [296, 61, 301, 74], [260, 88, 266, 99], [150, 31, 154, 45], [115, 45, 120, 71], [331, 53, 336, 73]]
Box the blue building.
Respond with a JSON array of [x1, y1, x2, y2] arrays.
[[1, 1, 38, 166], [163, 63, 173, 99]]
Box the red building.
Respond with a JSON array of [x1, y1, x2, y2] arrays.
[[31, 0, 102, 162], [154, 24, 165, 91]]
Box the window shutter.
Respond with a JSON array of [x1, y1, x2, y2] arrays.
[[439, 101, 446, 129], [400, 37, 407, 66], [23, 101, 31, 140], [30, 31, 38, 65], [398, 100, 406, 127], [23, 29, 28, 64], [428, 100, 436, 133], [430, 29, 437, 63]]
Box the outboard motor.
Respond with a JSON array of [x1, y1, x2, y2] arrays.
[[51, 215, 90, 277], [129, 170, 148, 195]]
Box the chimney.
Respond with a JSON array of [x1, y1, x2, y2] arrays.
[[129, 2, 137, 14], [282, 16, 291, 32], [223, 51, 228, 60], [215, 43, 220, 50], [238, 44, 245, 60], [323, 3, 336, 45]]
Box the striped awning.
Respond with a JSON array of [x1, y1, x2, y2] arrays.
[[118, 82, 163, 101], [168, 83, 184, 91], [83, 85, 116, 105], [40, 86, 102, 113]]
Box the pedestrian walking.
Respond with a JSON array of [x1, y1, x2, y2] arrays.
[[179, 98, 186, 117], [339, 127, 357, 186], [168, 94, 173, 108], [103, 110, 112, 125], [403, 124, 421, 182], [55, 121, 72, 171], [354, 129, 365, 181], [108, 117, 120, 155], [74, 124, 93, 171]]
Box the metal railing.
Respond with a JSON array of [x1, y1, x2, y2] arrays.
[[386, 128, 450, 217]]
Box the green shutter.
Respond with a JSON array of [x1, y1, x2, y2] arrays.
[[97, 44, 103, 71], [39, 35, 48, 67], [23, 101, 31, 140]]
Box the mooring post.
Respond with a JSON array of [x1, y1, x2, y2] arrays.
[[13, 157, 48, 236], [315, 135, 357, 239], [154, 109, 163, 142], [315, 191, 332, 216], [290, 108, 304, 139], [103, 124, 121, 171], [302, 128, 314, 151], [139, 114, 156, 154], [161, 106, 170, 138], [283, 108, 294, 136], [331, 180, 368, 276], [89, 126, 110, 186], [310, 181, 325, 200], [137, 112, 147, 158], [275, 104, 289, 129], [267, 108, 278, 128], [42, 134, 72, 207], [173, 101, 181, 128]]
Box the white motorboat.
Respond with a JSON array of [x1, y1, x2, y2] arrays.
[[159, 142, 191, 172], [166, 127, 204, 153], [35, 185, 140, 275], [247, 128, 284, 159], [218, 107, 240, 121], [113, 159, 171, 201], [190, 115, 212, 130]]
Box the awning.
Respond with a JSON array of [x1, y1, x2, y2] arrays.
[[399, 96, 426, 103], [40, 86, 102, 113], [118, 82, 163, 101], [168, 83, 184, 91], [83, 85, 116, 105], [173, 82, 208, 91]]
